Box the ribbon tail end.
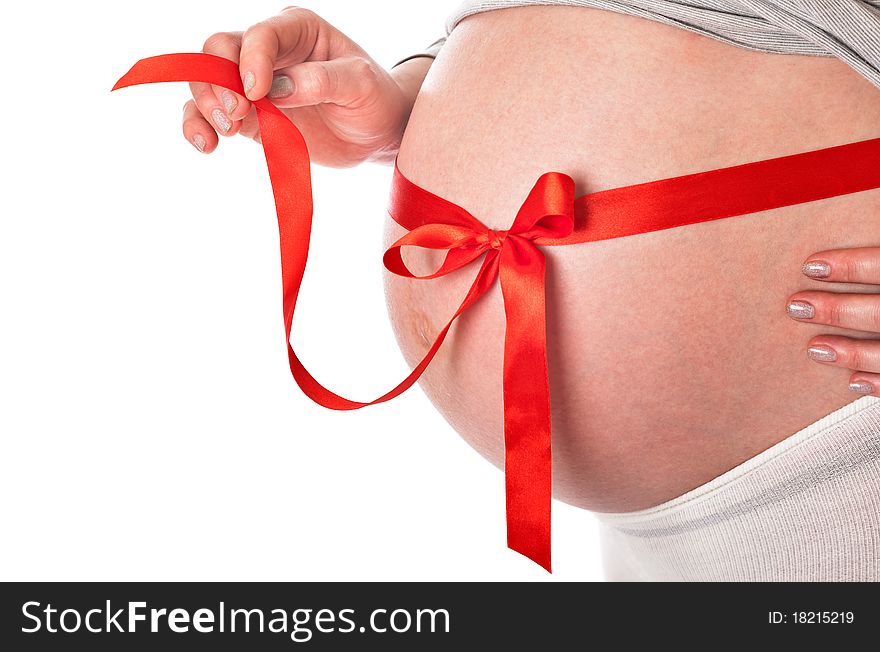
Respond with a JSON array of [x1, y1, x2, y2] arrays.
[[111, 74, 128, 92], [508, 539, 552, 574], [111, 61, 145, 92]]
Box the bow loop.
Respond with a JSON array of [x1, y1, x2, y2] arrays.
[[382, 222, 499, 280], [509, 172, 576, 242], [384, 171, 575, 281]]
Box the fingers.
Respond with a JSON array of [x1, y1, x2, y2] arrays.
[[182, 100, 218, 153], [805, 335, 880, 396], [184, 31, 248, 147], [807, 335, 880, 372], [787, 291, 880, 333], [239, 7, 327, 101], [201, 31, 251, 122], [267, 57, 378, 109], [847, 373, 880, 396], [188, 79, 242, 139], [795, 247, 880, 396], [801, 247, 880, 285]]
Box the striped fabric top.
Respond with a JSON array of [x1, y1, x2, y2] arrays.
[[394, 0, 880, 88]]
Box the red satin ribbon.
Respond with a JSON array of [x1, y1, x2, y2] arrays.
[[113, 53, 880, 573]]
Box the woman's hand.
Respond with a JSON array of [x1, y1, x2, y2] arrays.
[[182, 7, 414, 167], [788, 247, 880, 397]]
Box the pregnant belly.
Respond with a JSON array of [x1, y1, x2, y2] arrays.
[[382, 6, 880, 512]]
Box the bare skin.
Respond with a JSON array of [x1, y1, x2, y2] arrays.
[[184, 7, 880, 514], [383, 7, 880, 512]]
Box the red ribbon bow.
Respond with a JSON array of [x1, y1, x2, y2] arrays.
[[384, 172, 577, 572], [113, 52, 880, 574]]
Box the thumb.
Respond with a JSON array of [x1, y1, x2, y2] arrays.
[[267, 57, 380, 109]]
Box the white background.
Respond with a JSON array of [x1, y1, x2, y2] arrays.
[[0, 1, 602, 580]]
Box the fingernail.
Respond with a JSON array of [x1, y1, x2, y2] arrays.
[[802, 261, 831, 279], [268, 75, 294, 99], [807, 345, 837, 362], [212, 108, 231, 134], [191, 133, 206, 152], [243, 70, 256, 95], [787, 300, 815, 319], [849, 380, 875, 394], [222, 91, 238, 115]]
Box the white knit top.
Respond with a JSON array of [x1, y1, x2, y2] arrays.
[[595, 396, 880, 581]]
